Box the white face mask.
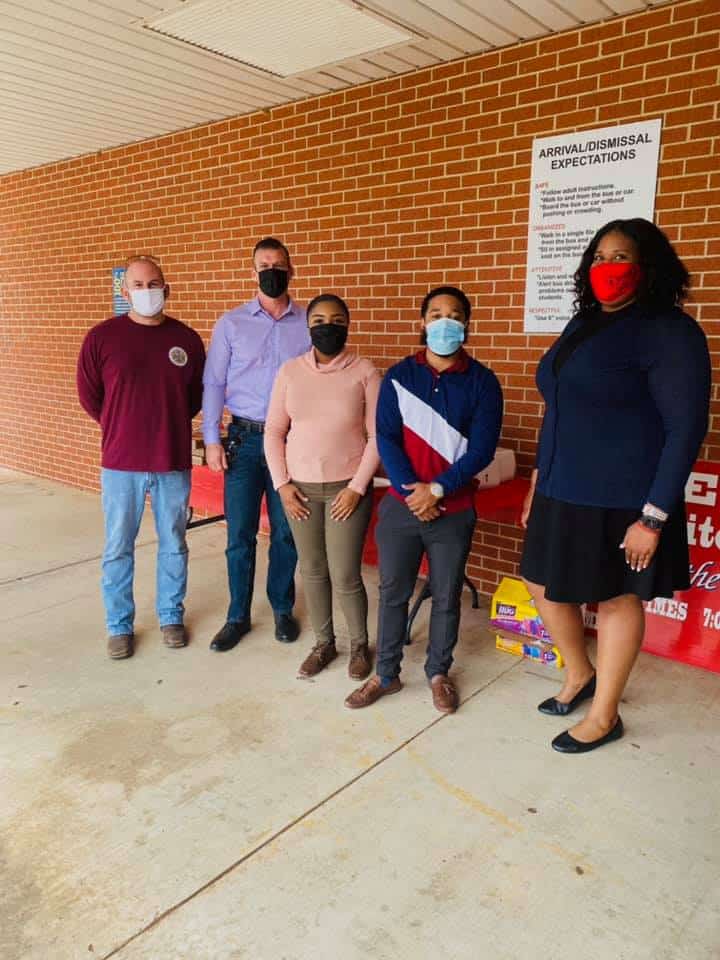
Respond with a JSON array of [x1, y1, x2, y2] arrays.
[[129, 287, 165, 317]]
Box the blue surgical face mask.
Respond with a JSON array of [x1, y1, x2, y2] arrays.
[[425, 317, 465, 356]]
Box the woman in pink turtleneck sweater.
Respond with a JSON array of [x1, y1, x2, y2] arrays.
[[264, 295, 381, 681]]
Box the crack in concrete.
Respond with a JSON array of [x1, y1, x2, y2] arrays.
[[102, 660, 521, 959], [0, 524, 222, 587], [0, 540, 158, 587]]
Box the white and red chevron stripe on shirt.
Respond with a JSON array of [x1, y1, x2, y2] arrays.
[[376, 349, 503, 515]]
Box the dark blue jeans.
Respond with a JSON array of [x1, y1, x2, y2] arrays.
[[375, 495, 476, 680], [224, 424, 296, 623]]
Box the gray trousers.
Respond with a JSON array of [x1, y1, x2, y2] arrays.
[[375, 494, 476, 680], [287, 480, 373, 650]]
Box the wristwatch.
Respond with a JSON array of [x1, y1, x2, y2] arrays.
[[638, 513, 664, 532], [429, 482, 444, 499]]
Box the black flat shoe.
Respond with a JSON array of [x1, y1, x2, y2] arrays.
[[274, 613, 299, 644], [210, 619, 251, 652], [552, 716, 624, 754], [538, 673, 596, 716]]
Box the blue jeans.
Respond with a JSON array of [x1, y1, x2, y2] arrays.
[[101, 469, 191, 636], [224, 425, 296, 623]]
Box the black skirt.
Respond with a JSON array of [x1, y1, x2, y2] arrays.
[[520, 492, 690, 603]]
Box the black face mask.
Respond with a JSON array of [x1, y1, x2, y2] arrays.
[[310, 323, 348, 356], [258, 267, 289, 298]]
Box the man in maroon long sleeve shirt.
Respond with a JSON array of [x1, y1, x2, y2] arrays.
[[77, 255, 205, 659]]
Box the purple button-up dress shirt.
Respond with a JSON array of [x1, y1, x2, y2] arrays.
[[202, 297, 309, 444]]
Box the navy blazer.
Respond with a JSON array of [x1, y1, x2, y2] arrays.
[[535, 303, 711, 513]]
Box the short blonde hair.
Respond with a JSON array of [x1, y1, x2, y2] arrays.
[[123, 255, 165, 284]]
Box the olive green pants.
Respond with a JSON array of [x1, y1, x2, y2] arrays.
[[287, 480, 373, 649]]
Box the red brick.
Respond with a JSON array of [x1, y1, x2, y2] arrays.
[[539, 65, 578, 86], [626, 6, 672, 32], [538, 32, 580, 55], [673, 0, 718, 22], [668, 68, 719, 92], [519, 53, 558, 76], [671, 32, 720, 57], [580, 20, 624, 45], [697, 13, 720, 32], [578, 54, 623, 78]]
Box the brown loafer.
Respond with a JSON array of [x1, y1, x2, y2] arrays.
[[348, 644, 372, 681], [345, 674, 401, 709], [430, 674, 458, 714], [107, 634, 134, 659], [161, 624, 187, 648], [298, 641, 337, 678]]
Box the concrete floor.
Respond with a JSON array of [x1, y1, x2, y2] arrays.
[[1, 468, 719, 960]]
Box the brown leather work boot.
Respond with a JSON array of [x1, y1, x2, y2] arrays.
[[345, 674, 401, 709], [298, 641, 338, 678], [348, 644, 372, 681], [430, 674, 458, 714], [107, 634, 134, 659], [161, 624, 187, 648]]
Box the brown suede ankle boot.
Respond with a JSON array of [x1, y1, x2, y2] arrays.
[[298, 641, 337, 678], [348, 643, 372, 681]]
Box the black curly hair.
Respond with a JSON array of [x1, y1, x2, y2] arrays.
[[420, 285, 472, 321], [574, 218, 690, 314]]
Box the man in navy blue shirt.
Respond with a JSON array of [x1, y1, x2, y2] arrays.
[[346, 286, 503, 714]]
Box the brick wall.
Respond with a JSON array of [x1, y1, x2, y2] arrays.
[[0, 0, 717, 594]]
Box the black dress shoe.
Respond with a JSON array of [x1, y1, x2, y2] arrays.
[[538, 673, 596, 716], [552, 716, 624, 754], [274, 613, 299, 643], [210, 620, 251, 652]]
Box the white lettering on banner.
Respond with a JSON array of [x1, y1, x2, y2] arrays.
[[703, 609, 720, 631], [685, 471, 718, 507], [688, 561, 720, 591], [685, 472, 720, 589], [645, 598, 688, 622], [687, 514, 720, 550], [643, 462, 720, 670]]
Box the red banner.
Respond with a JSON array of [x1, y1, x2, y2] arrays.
[[643, 461, 720, 673]]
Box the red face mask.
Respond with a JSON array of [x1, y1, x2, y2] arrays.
[[589, 261, 642, 305]]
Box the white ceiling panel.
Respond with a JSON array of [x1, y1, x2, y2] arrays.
[[384, 44, 441, 68], [551, 0, 618, 22], [295, 69, 350, 91], [422, 1, 519, 46], [511, 0, 581, 31], [412, 36, 467, 59], [0, 0, 680, 175], [146, 0, 413, 76], [350, 57, 397, 78], [601, 0, 648, 12], [321, 62, 384, 84]]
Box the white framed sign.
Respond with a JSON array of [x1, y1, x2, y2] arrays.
[[523, 119, 662, 334]]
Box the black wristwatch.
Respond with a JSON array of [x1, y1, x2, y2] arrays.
[[638, 513, 664, 532]]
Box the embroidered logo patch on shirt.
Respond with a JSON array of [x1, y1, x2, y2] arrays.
[[169, 346, 188, 367]]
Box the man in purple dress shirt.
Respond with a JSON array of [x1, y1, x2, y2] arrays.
[[203, 238, 310, 651]]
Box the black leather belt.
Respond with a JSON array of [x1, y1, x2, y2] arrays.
[[231, 416, 265, 433]]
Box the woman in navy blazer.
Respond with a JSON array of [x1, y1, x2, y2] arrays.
[[521, 218, 711, 754]]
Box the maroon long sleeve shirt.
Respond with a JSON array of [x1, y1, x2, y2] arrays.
[[77, 313, 206, 472]]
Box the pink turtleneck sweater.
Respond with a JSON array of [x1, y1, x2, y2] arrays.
[[264, 348, 381, 495]]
